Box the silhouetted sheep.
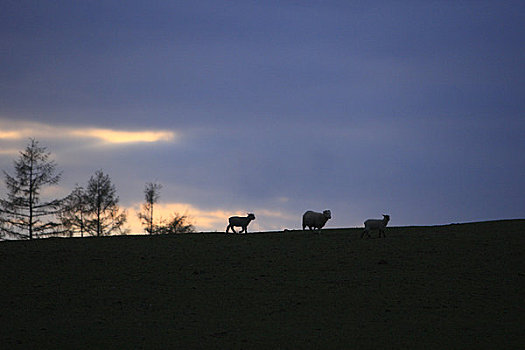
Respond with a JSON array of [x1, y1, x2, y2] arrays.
[[302, 210, 331, 234], [361, 214, 390, 238], [226, 213, 256, 234]]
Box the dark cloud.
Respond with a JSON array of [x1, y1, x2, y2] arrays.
[[1, 1, 524, 230]]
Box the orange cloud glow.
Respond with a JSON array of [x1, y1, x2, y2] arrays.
[[127, 203, 235, 233], [0, 148, 20, 155], [0, 120, 176, 145], [0, 131, 22, 139], [71, 129, 176, 144], [126, 203, 296, 233]]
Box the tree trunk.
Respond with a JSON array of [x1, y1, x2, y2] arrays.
[[97, 188, 101, 237], [150, 204, 154, 235], [29, 156, 34, 240]]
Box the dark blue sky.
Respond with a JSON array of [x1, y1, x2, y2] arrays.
[[1, 1, 524, 232]]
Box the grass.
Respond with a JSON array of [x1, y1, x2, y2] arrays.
[[1, 220, 524, 349]]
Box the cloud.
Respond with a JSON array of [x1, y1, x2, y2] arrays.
[[0, 119, 176, 144], [0, 148, 20, 156], [70, 129, 175, 144], [0, 131, 22, 139]]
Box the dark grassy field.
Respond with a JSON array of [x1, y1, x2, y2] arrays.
[[1, 220, 524, 349]]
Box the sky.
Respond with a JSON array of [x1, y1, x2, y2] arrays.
[[1, 0, 524, 233]]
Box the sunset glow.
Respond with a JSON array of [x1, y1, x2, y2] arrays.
[[126, 203, 297, 233], [0, 148, 19, 155], [71, 129, 176, 144], [0, 120, 176, 145], [127, 203, 244, 233], [0, 131, 22, 139]]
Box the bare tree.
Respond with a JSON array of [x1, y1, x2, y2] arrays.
[[138, 182, 162, 234], [83, 170, 128, 236], [0, 139, 65, 239], [59, 185, 88, 237], [157, 213, 195, 234]]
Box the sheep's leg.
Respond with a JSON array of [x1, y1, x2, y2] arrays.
[[231, 226, 237, 234], [226, 225, 231, 233]]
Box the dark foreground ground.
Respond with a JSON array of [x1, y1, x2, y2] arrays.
[[1, 220, 524, 349]]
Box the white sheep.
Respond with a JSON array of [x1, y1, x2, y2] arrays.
[[361, 214, 390, 238], [226, 213, 256, 234], [302, 210, 332, 234]]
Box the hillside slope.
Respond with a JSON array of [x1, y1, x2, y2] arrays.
[[1, 220, 523, 348]]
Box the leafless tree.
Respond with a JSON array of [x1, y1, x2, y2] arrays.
[[138, 182, 162, 234], [83, 170, 128, 236], [59, 185, 88, 237], [0, 139, 66, 239]]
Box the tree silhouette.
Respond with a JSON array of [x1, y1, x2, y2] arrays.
[[83, 170, 128, 236], [59, 185, 88, 237], [0, 139, 65, 239], [138, 182, 162, 234], [157, 213, 195, 234]]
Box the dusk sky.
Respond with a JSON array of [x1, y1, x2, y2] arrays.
[[1, 1, 524, 233]]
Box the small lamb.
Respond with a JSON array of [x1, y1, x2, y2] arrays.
[[361, 214, 390, 239], [226, 213, 256, 234], [302, 210, 332, 234]]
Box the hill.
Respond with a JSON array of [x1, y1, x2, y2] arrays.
[[1, 220, 524, 349]]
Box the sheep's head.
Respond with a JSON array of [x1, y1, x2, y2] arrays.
[[247, 213, 256, 220], [323, 210, 332, 219], [383, 214, 390, 222]]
